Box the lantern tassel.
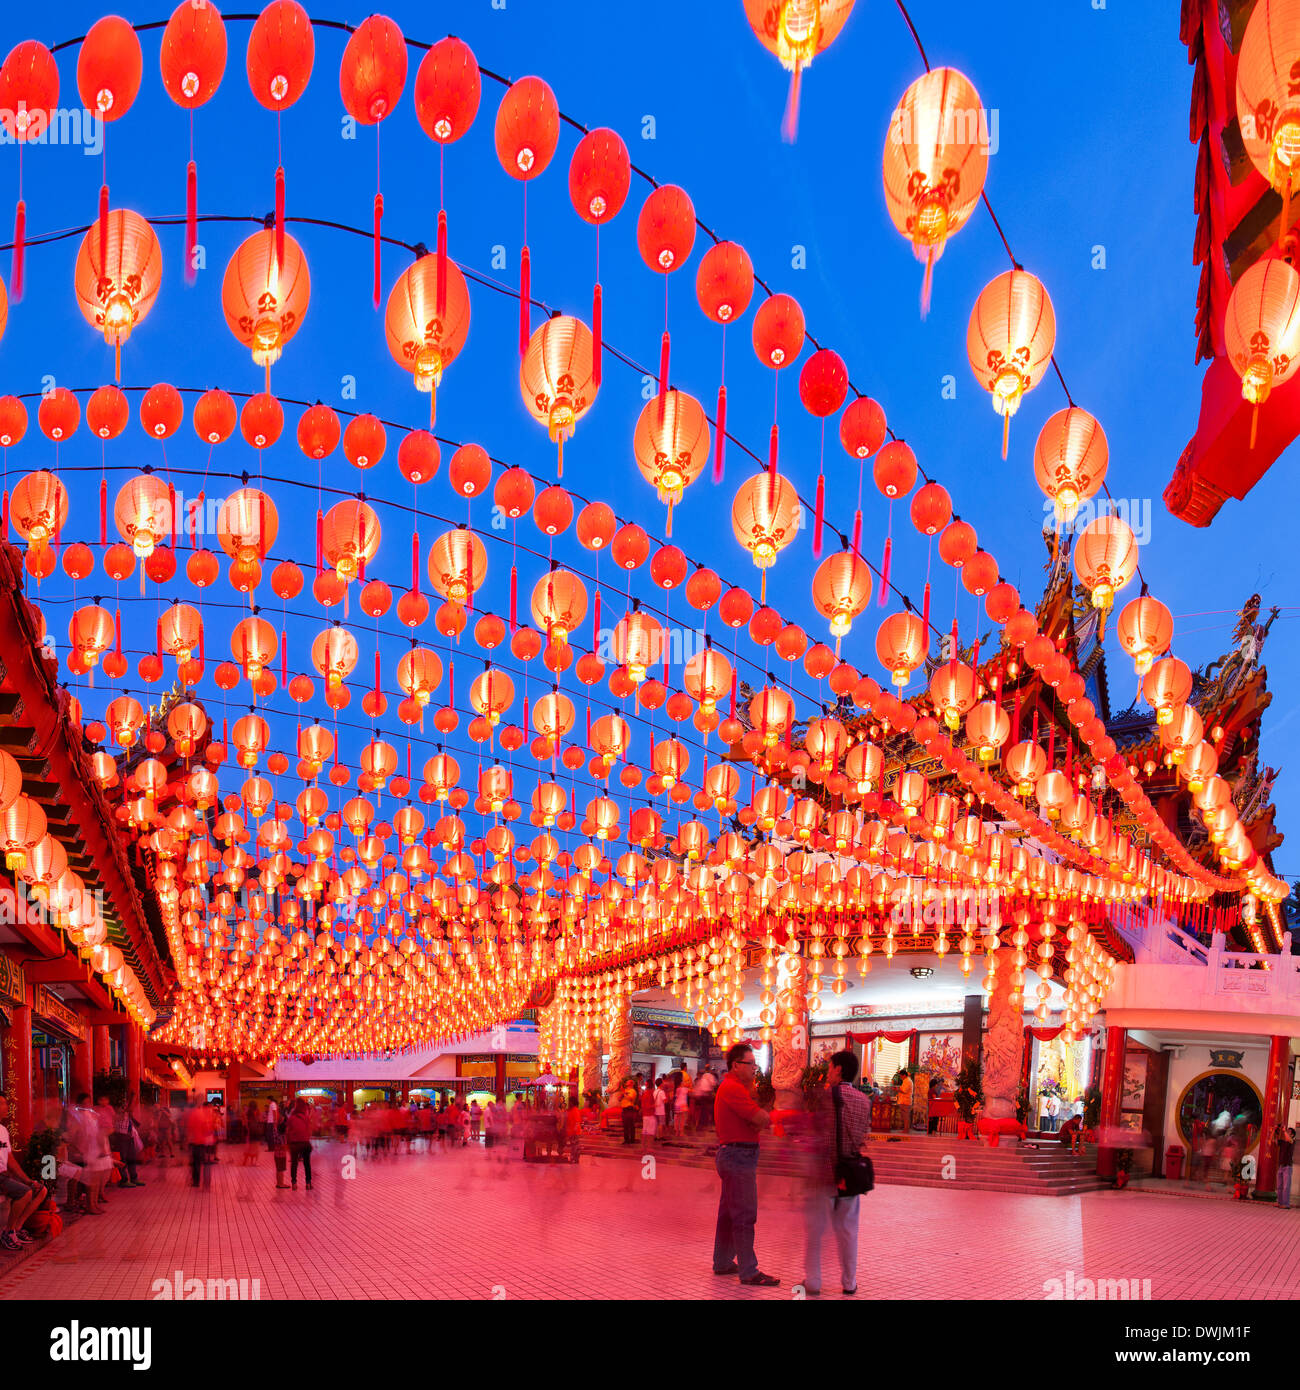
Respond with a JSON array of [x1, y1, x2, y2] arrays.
[[920, 245, 935, 319], [11, 199, 25, 303], [767, 423, 779, 493], [713, 385, 727, 483], [275, 165, 286, 268], [436, 209, 447, 319], [411, 529, 420, 596], [812, 473, 825, 558], [592, 282, 603, 387], [879, 535, 892, 605], [1249, 403, 1259, 450], [1001, 409, 1010, 461], [592, 588, 601, 645], [509, 565, 518, 632], [921, 580, 931, 634], [519, 245, 531, 356], [372, 192, 383, 310], [852, 508, 862, 558], [99, 478, 108, 546], [98, 183, 109, 276], [281, 631, 288, 687], [658, 330, 670, 398], [781, 61, 803, 144], [315, 510, 323, 576], [185, 161, 198, 285], [665, 497, 674, 539]]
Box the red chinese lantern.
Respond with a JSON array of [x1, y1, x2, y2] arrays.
[[240, 392, 283, 449], [875, 611, 928, 687], [11, 471, 68, 555], [883, 67, 988, 314], [743, 0, 856, 140], [1236, 0, 1300, 226], [520, 316, 598, 477], [140, 383, 184, 440], [78, 16, 143, 285], [1072, 513, 1138, 619], [339, 15, 407, 306], [633, 389, 710, 535], [398, 429, 440, 485], [732, 473, 799, 602], [343, 413, 386, 470], [87, 385, 129, 440], [570, 127, 631, 386], [74, 209, 163, 381], [297, 402, 340, 459], [321, 500, 381, 583], [1223, 256, 1300, 446], [695, 240, 755, 485], [159, 0, 228, 281], [385, 252, 471, 425], [428, 529, 486, 607], [800, 348, 848, 556], [495, 76, 559, 352], [246, 0, 315, 269], [967, 269, 1056, 458], [194, 388, 236, 445], [223, 226, 311, 387], [1033, 407, 1107, 526], [1116, 595, 1173, 676], [0, 40, 59, 299], [811, 549, 873, 649]]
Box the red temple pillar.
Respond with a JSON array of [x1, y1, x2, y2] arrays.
[[126, 1022, 143, 1103], [494, 1053, 507, 1102], [225, 1059, 241, 1117], [907, 1031, 920, 1069], [1254, 1034, 1291, 1199], [71, 1032, 93, 1100], [91, 1025, 110, 1081], [1096, 1026, 1127, 1179], [3, 997, 33, 1142]]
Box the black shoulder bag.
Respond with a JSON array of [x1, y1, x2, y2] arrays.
[[833, 1084, 874, 1199]]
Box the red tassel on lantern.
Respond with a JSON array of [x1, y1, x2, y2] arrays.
[[713, 385, 727, 483], [275, 165, 286, 268], [315, 510, 323, 575], [658, 331, 671, 398], [411, 530, 420, 596], [372, 192, 383, 309], [280, 631, 288, 686], [812, 474, 825, 559], [519, 245, 531, 356], [99, 479, 108, 546], [436, 209, 447, 319], [509, 565, 518, 632], [878, 536, 892, 607], [98, 183, 109, 276], [185, 161, 198, 285], [12, 199, 25, 302], [592, 283, 603, 387]]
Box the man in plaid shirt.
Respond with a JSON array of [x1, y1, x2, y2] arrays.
[[802, 1050, 872, 1297]]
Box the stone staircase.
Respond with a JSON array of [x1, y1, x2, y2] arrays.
[[580, 1129, 1111, 1197]]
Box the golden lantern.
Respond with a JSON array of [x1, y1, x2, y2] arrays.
[[231, 615, 278, 681], [633, 389, 710, 534], [530, 569, 588, 643], [166, 701, 207, 757], [321, 500, 381, 582], [114, 473, 173, 560], [73, 208, 163, 380], [1033, 407, 1107, 525], [520, 315, 598, 477], [1160, 705, 1204, 764], [11, 471, 69, 555], [1223, 256, 1300, 446], [470, 668, 514, 726], [874, 611, 928, 687], [882, 66, 988, 313], [683, 647, 732, 714], [427, 528, 486, 606], [611, 610, 666, 684], [311, 626, 359, 688], [843, 740, 883, 793], [1115, 595, 1173, 676], [159, 603, 203, 665], [1072, 513, 1138, 618], [811, 549, 872, 649], [1, 796, 47, 871], [965, 700, 1010, 761], [105, 695, 145, 748], [749, 686, 794, 745], [1237, 0, 1300, 221], [396, 647, 443, 706], [216, 488, 277, 565], [731, 472, 799, 601], [1004, 740, 1047, 797], [69, 604, 115, 672], [385, 252, 471, 425], [222, 226, 311, 384], [967, 268, 1056, 458]]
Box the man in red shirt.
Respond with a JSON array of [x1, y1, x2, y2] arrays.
[[712, 1041, 778, 1287]]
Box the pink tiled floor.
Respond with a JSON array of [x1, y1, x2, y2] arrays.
[[2, 1140, 1298, 1300]]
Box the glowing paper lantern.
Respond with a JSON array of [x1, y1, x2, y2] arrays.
[[967, 269, 1056, 458], [74, 210, 163, 381]]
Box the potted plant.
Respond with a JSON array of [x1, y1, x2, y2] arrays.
[[1114, 1148, 1133, 1189]]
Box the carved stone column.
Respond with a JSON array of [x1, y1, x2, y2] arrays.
[[982, 958, 1024, 1121], [771, 952, 808, 1112], [606, 993, 632, 1093], [581, 1026, 605, 1102]]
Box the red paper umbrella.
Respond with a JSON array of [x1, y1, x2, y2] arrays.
[[695, 241, 755, 483], [569, 127, 630, 386], [339, 15, 408, 306], [246, 0, 315, 268], [0, 40, 59, 300], [495, 76, 559, 353], [160, 0, 227, 281]]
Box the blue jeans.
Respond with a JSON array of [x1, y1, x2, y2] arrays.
[[1279, 1163, 1293, 1209], [713, 1145, 760, 1277], [804, 1191, 860, 1292]]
